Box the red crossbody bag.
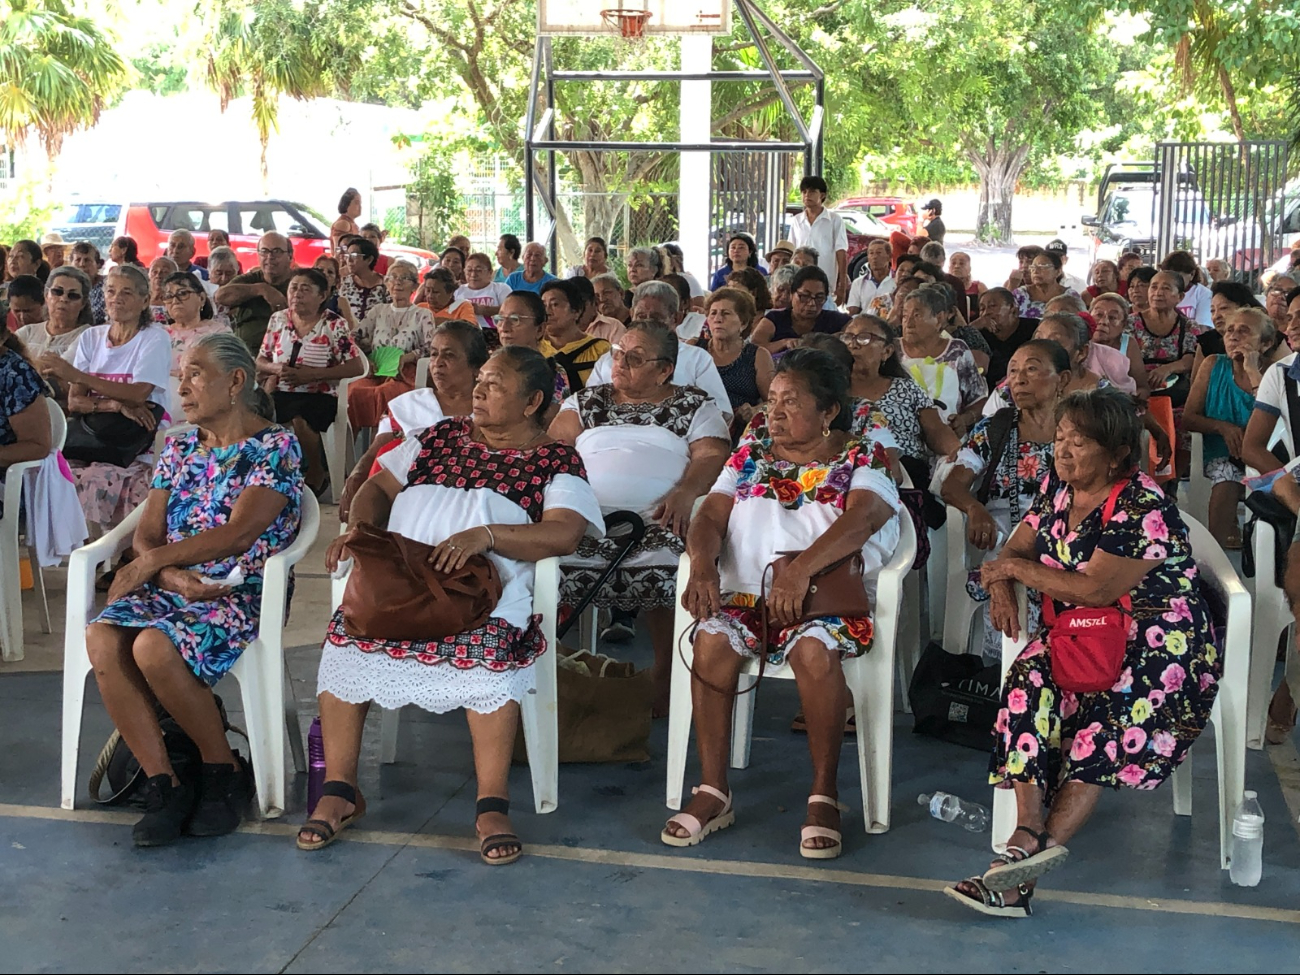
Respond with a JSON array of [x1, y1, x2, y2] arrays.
[[1041, 480, 1132, 694]]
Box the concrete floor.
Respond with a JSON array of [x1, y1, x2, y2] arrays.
[[2, 507, 1299, 973]]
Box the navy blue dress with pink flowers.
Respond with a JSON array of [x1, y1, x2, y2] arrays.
[[990, 470, 1220, 798], [95, 427, 304, 685]]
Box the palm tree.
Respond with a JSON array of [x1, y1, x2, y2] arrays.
[[203, 0, 363, 186], [0, 0, 128, 156]]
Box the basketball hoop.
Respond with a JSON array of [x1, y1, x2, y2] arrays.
[[601, 6, 653, 38]]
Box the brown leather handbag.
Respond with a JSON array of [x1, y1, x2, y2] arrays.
[[762, 551, 873, 628], [682, 550, 874, 696], [339, 521, 503, 643]]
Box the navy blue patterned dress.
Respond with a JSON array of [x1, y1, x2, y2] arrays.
[[94, 427, 304, 685], [0, 349, 49, 514]]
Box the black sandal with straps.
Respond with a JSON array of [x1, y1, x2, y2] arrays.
[[943, 877, 1034, 919], [982, 825, 1069, 891], [476, 796, 523, 866], [296, 780, 366, 851]]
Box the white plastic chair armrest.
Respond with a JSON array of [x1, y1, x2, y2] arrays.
[[255, 492, 321, 652], [65, 505, 146, 629]]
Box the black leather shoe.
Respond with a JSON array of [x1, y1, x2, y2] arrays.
[[132, 774, 195, 847], [187, 763, 248, 837]]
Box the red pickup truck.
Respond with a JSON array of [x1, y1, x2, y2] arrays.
[[114, 200, 437, 272]]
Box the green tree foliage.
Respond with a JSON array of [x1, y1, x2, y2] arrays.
[[1126, 0, 1300, 143], [0, 0, 128, 155], [404, 142, 466, 248], [202, 0, 371, 181]]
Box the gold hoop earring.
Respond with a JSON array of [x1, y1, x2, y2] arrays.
[[822, 424, 830, 438]]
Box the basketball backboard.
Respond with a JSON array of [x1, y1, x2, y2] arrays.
[[538, 0, 731, 35]]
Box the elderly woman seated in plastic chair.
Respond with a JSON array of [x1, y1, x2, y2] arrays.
[[255, 267, 365, 498], [549, 319, 731, 716], [39, 264, 173, 547], [304, 347, 601, 865], [945, 388, 1222, 919], [84, 333, 304, 848], [665, 348, 901, 860], [939, 341, 1070, 654], [1182, 306, 1273, 549]]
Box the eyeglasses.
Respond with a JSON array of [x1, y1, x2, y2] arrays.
[[793, 290, 827, 303], [839, 332, 885, 348], [1029, 263, 1056, 270], [497, 314, 536, 327], [626, 261, 650, 270], [161, 290, 200, 302], [258, 248, 291, 258], [610, 346, 668, 369], [47, 286, 84, 301]]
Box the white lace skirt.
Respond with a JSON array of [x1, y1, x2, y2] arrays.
[[316, 643, 536, 715]]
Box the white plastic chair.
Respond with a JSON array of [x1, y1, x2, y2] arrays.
[[1182, 432, 1211, 530], [990, 513, 1250, 869], [1242, 430, 1293, 749], [61, 491, 320, 819], [940, 504, 986, 658], [0, 399, 67, 662], [349, 557, 563, 815], [665, 514, 917, 834], [414, 356, 430, 391], [322, 357, 370, 504]]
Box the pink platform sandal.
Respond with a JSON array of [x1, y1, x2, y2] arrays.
[[661, 784, 735, 848]]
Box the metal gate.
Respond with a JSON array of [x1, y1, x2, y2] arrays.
[[1154, 141, 1291, 283], [710, 150, 799, 271]]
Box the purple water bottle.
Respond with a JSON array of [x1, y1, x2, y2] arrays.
[[307, 717, 326, 812]]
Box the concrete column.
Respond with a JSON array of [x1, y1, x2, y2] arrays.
[[678, 34, 712, 287]]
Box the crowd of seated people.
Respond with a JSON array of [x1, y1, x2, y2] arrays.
[[11, 186, 1297, 923]]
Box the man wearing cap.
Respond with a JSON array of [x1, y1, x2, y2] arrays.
[[40, 232, 67, 269], [846, 237, 895, 314], [919, 199, 946, 244], [1045, 238, 1088, 292], [765, 240, 794, 273], [789, 176, 849, 307]]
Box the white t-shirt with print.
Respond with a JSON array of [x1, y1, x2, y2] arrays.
[[68, 324, 172, 413], [455, 282, 513, 329]]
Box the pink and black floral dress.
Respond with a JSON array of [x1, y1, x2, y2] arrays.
[[697, 433, 901, 666], [990, 470, 1221, 798]]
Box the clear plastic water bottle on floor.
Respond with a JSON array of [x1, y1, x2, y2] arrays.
[[918, 791, 990, 832], [1229, 791, 1264, 887]]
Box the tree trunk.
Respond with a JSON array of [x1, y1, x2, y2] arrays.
[[969, 142, 1030, 243]]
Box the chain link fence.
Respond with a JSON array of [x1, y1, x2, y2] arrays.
[[366, 154, 685, 267]]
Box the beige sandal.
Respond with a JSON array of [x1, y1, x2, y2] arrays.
[[800, 794, 848, 860], [661, 784, 734, 847]]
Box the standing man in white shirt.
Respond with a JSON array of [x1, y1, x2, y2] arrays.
[[789, 175, 849, 308], [846, 237, 895, 314]]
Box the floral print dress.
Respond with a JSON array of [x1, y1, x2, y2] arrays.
[[339, 277, 391, 323], [699, 434, 902, 666], [94, 427, 304, 685], [990, 471, 1221, 798]]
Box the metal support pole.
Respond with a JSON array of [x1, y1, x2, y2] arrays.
[[732, 0, 810, 144], [545, 38, 558, 266], [524, 37, 544, 246]]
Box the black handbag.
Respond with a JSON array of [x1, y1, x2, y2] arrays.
[[63, 403, 165, 467], [907, 641, 1003, 750], [88, 696, 250, 807]]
